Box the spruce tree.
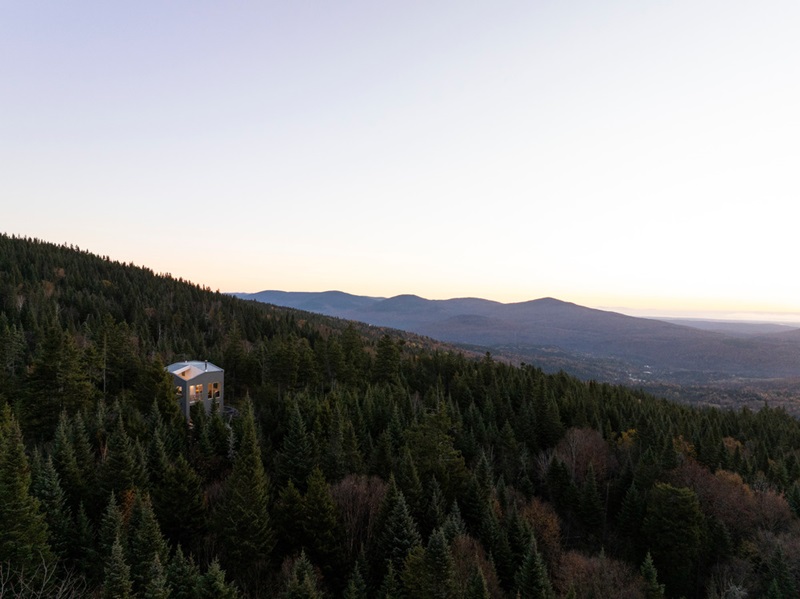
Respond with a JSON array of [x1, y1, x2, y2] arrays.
[[201, 558, 240, 599], [279, 401, 315, 491], [343, 562, 368, 599], [282, 551, 323, 599], [0, 411, 52, 572], [142, 554, 171, 599], [167, 545, 203, 599], [215, 398, 274, 586], [99, 492, 125, 562], [30, 453, 73, 559], [578, 462, 603, 536], [424, 528, 458, 599], [153, 453, 206, 553], [464, 567, 490, 599], [100, 418, 139, 498], [103, 536, 133, 599], [303, 466, 345, 589], [52, 410, 85, 507], [640, 552, 665, 599], [127, 491, 170, 595], [377, 561, 401, 599], [378, 491, 422, 575], [515, 539, 554, 599]]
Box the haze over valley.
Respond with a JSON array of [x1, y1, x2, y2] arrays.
[[236, 290, 800, 412]]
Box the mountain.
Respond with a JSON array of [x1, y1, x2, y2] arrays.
[[235, 291, 800, 385]]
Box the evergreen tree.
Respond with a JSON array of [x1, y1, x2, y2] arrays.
[[422, 476, 447, 538], [515, 539, 554, 599], [378, 491, 422, 576], [0, 410, 52, 572], [30, 453, 73, 559], [142, 554, 171, 599], [424, 528, 458, 599], [642, 483, 704, 598], [640, 552, 665, 599], [52, 410, 85, 507], [303, 466, 346, 589], [215, 398, 274, 587], [153, 453, 206, 553], [100, 418, 140, 498], [464, 567, 490, 599], [99, 492, 125, 563], [441, 500, 467, 543], [282, 551, 323, 599], [274, 480, 306, 558], [72, 501, 98, 581], [377, 561, 401, 599], [279, 401, 315, 490], [167, 545, 203, 599], [396, 446, 424, 521], [127, 491, 170, 595], [103, 536, 133, 599], [343, 562, 368, 599], [578, 462, 603, 536], [201, 558, 240, 599]]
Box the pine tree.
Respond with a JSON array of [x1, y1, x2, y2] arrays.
[[99, 492, 125, 562], [167, 545, 203, 599], [30, 453, 73, 559], [127, 491, 170, 595], [153, 453, 206, 553], [378, 491, 422, 575], [441, 500, 467, 543], [279, 401, 315, 490], [215, 398, 274, 586], [396, 447, 424, 520], [640, 552, 665, 599], [274, 480, 306, 558], [303, 466, 346, 589], [578, 462, 603, 536], [103, 536, 133, 599], [282, 551, 323, 599], [422, 476, 447, 538], [142, 554, 171, 599], [424, 528, 458, 599], [642, 483, 704, 598], [515, 539, 554, 599], [201, 559, 240, 599], [52, 411, 85, 507], [100, 418, 140, 498], [0, 410, 52, 571], [377, 561, 401, 599], [72, 501, 98, 581], [343, 562, 368, 599], [464, 567, 490, 599]]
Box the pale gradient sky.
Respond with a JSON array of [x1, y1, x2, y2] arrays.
[[3, 2, 799, 320]]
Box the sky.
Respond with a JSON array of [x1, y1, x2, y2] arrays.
[[3, 2, 800, 321]]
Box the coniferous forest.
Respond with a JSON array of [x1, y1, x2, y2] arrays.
[[3, 233, 800, 599]]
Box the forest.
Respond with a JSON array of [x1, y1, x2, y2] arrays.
[[2, 233, 800, 599]]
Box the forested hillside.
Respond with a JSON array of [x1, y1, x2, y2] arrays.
[[2, 233, 800, 598]]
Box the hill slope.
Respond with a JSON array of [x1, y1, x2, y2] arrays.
[[235, 291, 800, 384]]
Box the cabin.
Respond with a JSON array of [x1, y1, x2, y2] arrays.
[[167, 360, 224, 421]]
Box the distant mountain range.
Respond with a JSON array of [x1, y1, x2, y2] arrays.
[[233, 291, 800, 391]]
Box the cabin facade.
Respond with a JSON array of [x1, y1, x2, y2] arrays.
[[167, 360, 224, 421]]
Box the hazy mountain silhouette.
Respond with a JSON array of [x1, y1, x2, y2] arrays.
[[233, 290, 800, 384]]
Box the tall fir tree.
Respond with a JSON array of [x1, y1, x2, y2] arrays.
[[515, 538, 554, 599], [215, 398, 274, 587], [103, 536, 133, 599], [0, 409, 52, 573], [127, 491, 170, 595]]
